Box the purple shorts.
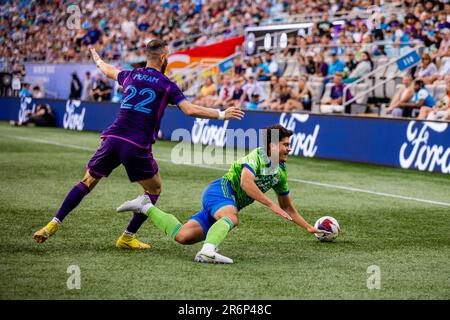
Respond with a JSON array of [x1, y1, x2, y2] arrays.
[[87, 137, 158, 182]]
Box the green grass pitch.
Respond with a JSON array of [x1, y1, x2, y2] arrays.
[[0, 122, 449, 299]]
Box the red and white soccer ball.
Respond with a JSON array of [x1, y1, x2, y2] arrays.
[[314, 216, 340, 242]]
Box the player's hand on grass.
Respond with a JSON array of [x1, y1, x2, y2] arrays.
[[307, 226, 331, 234], [224, 106, 245, 120], [269, 203, 293, 221]]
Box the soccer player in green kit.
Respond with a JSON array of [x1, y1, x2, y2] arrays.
[[117, 124, 329, 263]]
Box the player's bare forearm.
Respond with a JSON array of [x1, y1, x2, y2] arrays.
[[278, 195, 313, 231], [89, 47, 119, 81], [241, 174, 275, 208], [97, 61, 119, 81], [178, 100, 244, 120], [241, 168, 292, 220]]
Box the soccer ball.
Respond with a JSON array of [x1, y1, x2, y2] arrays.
[[314, 216, 340, 242]]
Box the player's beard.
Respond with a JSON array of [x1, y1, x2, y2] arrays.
[[161, 58, 168, 74]]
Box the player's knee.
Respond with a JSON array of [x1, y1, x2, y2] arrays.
[[175, 231, 193, 245], [81, 173, 99, 190]]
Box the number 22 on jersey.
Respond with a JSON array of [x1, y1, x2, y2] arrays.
[[121, 85, 156, 114]]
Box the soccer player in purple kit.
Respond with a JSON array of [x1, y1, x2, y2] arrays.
[[33, 39, 245, 249]]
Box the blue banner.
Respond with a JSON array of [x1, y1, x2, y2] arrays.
[[0, 97, 449, 174], [218, 56, 234, 73], [396, 49, 421, 72]]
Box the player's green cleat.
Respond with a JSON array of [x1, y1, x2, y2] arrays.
[[33, 220, 59, 243], [116, 234, 151, 250]]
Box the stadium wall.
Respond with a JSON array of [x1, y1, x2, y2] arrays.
[[0, 97, 449, 174]]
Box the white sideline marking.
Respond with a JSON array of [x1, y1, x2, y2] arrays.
[[2, 133, 450, 208]]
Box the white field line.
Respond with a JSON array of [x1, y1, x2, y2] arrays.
[[2, 133, 450, 208]]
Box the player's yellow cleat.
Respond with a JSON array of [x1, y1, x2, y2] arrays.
[[33, 220, 59, 243], [115, 234, 151, 250]]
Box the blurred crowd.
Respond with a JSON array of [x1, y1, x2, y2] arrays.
[[2, 0, 450, 120], [1, 0, 277, 72]]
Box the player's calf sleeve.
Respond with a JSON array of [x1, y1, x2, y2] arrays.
[[125, 192, 160, 234], [204, 217, 235, 247], [53, 182, 90, 223], [146, 207, 182, 239]]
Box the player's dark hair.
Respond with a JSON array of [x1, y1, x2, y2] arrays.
[[146, 39, 168, 60], [263, 124, 293, 155]]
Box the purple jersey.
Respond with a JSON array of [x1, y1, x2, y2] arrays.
[[101, 67, 186, 149]]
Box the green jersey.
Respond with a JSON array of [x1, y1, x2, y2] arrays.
[[223, 148, 289, 209]]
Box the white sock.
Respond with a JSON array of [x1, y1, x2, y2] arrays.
[[201, 243, 216, 253], [52, 217, 61, 224], [123, 230, 135, 237], [142, 203, 154, 215]]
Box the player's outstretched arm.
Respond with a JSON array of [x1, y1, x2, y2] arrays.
[[178, 100, 244, 120], [90, 47, 120, 81], [240, 167, 292, 221], [277, 194, 329, 234]]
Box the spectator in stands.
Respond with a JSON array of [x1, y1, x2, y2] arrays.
[[285, 77, 313, 112], [255, 56, 270, 81], [421, 20, 438, 49], [361, 33, 374, 53], [233, 57, 245, 77], [206, 76, 234, 108], [386, 75, 414, 114], [244, 56, 258, 79], [390, 21, 410, 49], [10, 103, 55, 127], [193, 76, 217, 105], [320, 72, 353, 113], [224, 77, 244, 109], [272, 77, 293, 111], [373, 44, 388, 56], [304, 53, 316, 76], [432, 28, 450, 66], [283, 36, 297, 57], [317, 12, 333, 36], [390, 79, 435, 118], [344, 51, 358, 74], [321, 50, 345, 97], [329, 50, 345, 75], [32, 85, 44, 99], [92, 73, 112, 102], [417, 80, 450, 120], [315, 53, 329, 78], [259, 75, 280, 110], [418, 57, 450, 84], [344, 51, 374, 83], [414, 53, 438, 79], [19, 83, 31, 98], [240, 75, 265, 109], [264, 52, 280, 77], [69, 72, 82, 100], [82, 71, 94, 101]]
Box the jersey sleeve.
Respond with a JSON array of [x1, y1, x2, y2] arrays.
[[168, 82, 187, 106], [273, 164, 289, 195], [117, 70, 131, 87], [240, 149, 260, 176]]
